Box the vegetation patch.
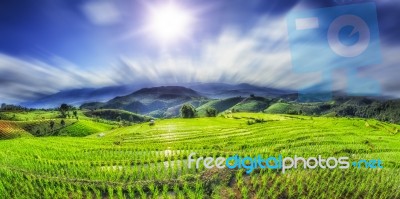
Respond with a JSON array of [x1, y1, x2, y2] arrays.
[[83, 109, 151, 123]]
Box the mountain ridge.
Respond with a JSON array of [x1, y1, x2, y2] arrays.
[[20, 83, 291, 108], [81, 86, 208, 116]]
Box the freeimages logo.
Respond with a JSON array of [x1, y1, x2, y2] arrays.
[[286, 3, 382, 101]]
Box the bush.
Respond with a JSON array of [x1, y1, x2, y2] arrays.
[[247, 118, 265, 125], [180, 104, 196, 118], [205, 108, 218, 117]]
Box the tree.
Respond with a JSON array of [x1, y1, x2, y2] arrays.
[[60, 119, 65, 127], [180, 104, 196, 118], [59, 104, 69, 118], [121, 120, 127, 126], [205, 108, 218, 117], [73, 110, 78, 120], [49, 120, 55, 131]]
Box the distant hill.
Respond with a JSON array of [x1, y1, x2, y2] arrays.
[[230, 96, 275, 112], [196, 97, 245, 116], [19, 82, 292, 109], [17, 83, 400, 123], [188, 83, 293, 99], [20, 84, 152, 109], [81, 86, 208, 116], [264, 96, 400, 123], [329, 97, 400, 122]]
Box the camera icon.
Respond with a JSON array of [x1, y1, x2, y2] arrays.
[[287, 2, 382, 101]]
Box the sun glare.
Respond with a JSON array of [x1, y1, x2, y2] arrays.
[[149, 4, 192, 41]]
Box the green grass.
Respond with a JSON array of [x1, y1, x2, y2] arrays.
[[264, 102, 294, 113], [0, 113, 400, 198]]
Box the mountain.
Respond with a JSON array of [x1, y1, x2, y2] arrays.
[[187, 83, 293, 99], [19, 82, 291, 109], [19, 84, 153, 109], [81, 86, 209, 117], [13, 83, 400, 123]]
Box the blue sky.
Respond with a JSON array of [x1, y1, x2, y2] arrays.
[[0, 0, 399, 103]]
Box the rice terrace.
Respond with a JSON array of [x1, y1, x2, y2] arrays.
[[1, 106, 400, 198]]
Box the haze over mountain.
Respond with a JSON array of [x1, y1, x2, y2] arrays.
[[19, 84, 153, 109], [187, 83, 292, 99], [20, 83, 293, 108]]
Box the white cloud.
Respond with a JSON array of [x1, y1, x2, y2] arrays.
[[0, 54, 117, 103], [120, 16, 321, 89], [118, 15, 400, 97], [1, 14, 400, 104], [82, 1, 120, 25]]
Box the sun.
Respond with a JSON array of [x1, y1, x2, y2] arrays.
[[148, 4, 192, 41]]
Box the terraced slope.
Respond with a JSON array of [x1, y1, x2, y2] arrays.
[[0, 119, 114, 139], [0, 120, 32, 139], [0, 113, 399, 198], [229, 97, 273, 112]]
